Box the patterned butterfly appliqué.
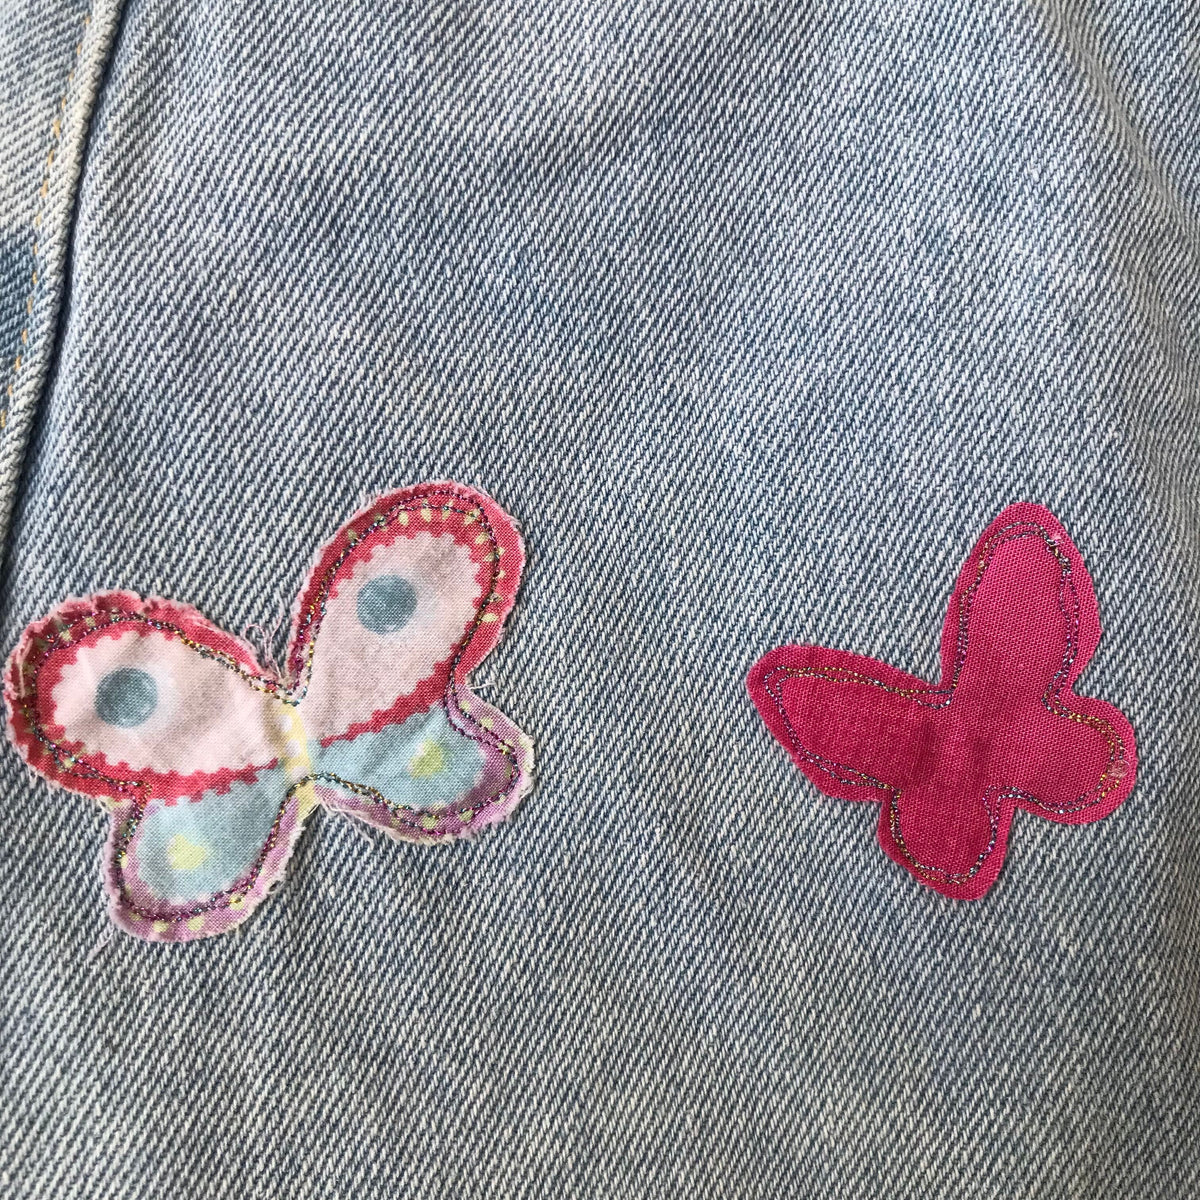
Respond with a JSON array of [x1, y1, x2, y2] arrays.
[[747, 502, 1137, 900], [4, 483, 533, 941]]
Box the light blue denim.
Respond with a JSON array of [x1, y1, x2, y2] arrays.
[[1, 1, 1198, 1197]]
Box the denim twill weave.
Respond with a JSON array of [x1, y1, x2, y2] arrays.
[[0, 2, 1197, 1197]]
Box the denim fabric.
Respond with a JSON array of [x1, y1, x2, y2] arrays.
[[0, 0, 87, 359], [2, 1, 1199, 1197], [0, 0, 115, 548]]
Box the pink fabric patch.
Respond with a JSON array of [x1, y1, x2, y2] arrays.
[[4, 482, 534, 942], [747, 503, 1137, 900]]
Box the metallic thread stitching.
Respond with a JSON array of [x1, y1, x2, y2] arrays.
[[761, 520, 1129, 886], [15, 484, 522, 923]]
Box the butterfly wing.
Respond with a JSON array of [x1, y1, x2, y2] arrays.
[[5, 591, 315, 939], [287, 483, 533, 841], [747, 644, 943, 803], [937, 501, 1137, 826], [101, 762, 307, 940]]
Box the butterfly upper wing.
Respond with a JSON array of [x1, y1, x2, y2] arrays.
[[4, 591, 312, 940], [5, 591, 292, 800], [938, 502, 1105, 694], [747, 644, 945, 803], [287, 483, 533, 840]]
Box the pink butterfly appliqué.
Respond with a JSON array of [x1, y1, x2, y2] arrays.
[[4, 483, 533, 941], [747, 502, 1137, 900]]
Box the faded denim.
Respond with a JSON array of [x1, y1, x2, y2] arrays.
[[1, 1, 1198, 1196]]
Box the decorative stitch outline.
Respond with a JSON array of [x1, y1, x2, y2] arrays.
[[8, 483, 526, 926], [758, 518, 1130, 887]]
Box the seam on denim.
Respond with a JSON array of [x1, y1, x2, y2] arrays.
[[0, 1, 125, 575], [3, 16, 91, 417], [1031, 0, 1200, 255]]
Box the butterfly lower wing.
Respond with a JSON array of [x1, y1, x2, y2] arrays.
[[289, 483, 532, 839], [103, 764, 313, 941]]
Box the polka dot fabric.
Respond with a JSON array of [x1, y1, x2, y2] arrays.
[[2, 482, 534, 942]]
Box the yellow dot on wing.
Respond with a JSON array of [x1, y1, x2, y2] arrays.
[[166, 834, 210, 872], [186, 915, 205, 933], [408, 740, 447, 779]]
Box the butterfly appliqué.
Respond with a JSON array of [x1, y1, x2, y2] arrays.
[[4, 483, 533, 941], [747, 502, 1137, 900]]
